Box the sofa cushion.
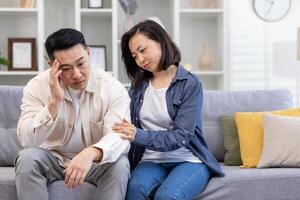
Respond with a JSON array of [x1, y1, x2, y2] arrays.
[[3, 164, 300, 200], [195, 164, 300, 200], [202, 89, 293, 162], [258, 114, 300, 168], [0, 128, 23, 166], [235, 108, 300, 168], [0, 167, 17, 200], [221, 115, 242, 166]]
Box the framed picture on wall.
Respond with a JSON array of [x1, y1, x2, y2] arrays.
[[8, 38, 37, 71], [89, 45, 107, 70]]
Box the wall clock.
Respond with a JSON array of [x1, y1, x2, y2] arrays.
[[253, 0, 291, 22]]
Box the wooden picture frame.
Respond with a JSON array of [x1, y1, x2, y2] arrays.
[[88, 0, 103, 8], [89, 45, 107, 70], [8, 38, 37, 71]]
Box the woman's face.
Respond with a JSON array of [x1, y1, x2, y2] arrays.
[[128, 33, 162, 72]]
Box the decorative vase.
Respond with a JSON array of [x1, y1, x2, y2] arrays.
[[189, 0, 217, 9], [198, 42, 213, 70]]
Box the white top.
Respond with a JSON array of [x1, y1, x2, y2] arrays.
[[140, 82, 201, 163], [58, 87, 86, 159]]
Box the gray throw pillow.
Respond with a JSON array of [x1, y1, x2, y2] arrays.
[[0, 128, 23, 166]]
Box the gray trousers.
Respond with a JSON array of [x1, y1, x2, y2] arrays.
[[15, 147, 130, 200]]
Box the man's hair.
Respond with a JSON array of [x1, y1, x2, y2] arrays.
[[121, 20, 181, 89], [45, 28, 87, 60]]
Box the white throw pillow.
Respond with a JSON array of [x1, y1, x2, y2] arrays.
[[257, 114, 300, 168]]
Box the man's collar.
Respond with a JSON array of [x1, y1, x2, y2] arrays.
[[85, 68, 96, 93]]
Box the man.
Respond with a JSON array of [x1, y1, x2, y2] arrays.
[[15, 28, 130, 200]]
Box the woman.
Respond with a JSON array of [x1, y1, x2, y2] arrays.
[[113, 20, 224, 200]]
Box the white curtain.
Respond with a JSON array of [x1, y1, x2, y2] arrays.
[[228, 0, 300, 105]]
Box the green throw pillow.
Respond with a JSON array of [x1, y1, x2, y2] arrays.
[[221, 115, 242, 166]]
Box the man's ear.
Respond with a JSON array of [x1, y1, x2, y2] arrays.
[[48, 60, 53, 67], [87, 47, 90, 55]]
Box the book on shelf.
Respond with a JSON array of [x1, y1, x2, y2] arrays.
[[20, 0, 36, 8]]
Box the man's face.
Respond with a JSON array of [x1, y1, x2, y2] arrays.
[[52, 44, 91, 90]]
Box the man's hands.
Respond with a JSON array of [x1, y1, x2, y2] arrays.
[[48, 59, 65, 120], [64, 146, 102, 188]]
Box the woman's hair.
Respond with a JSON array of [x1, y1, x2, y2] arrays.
[[121, 20, 181, 89]]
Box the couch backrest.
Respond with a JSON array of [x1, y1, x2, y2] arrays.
[[0, 86, 24, 128], [0, 86, 24, 166], [0, 86, 294, 165], [202, 89, 293, 162]]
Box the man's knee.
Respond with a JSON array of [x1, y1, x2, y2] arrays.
[[97, 155, 130, 184], [109, 156, 130, 180], [15, 148, 48, 175]]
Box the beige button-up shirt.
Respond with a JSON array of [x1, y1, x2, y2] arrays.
[[17, 68, 131, 167]]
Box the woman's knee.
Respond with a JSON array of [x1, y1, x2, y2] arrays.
[[126, 175, 152, 199], [155, 186, 183, 200]]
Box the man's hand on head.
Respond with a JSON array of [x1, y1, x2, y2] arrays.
[[64, 146, 103, 189], [48, 59, 65, 120]]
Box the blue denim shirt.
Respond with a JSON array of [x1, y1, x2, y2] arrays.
[[128, 65, 224, 177]]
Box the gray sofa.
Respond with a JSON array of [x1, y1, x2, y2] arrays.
[[1, 85, 299, 200]]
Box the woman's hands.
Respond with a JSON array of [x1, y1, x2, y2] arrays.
[[112, 119, 137, 142]]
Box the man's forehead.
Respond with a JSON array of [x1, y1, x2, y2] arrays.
[[54, 45, 87, 61]]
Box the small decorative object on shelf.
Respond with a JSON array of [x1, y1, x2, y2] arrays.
[[189, 0, 217, 9], [119, 0, 138, 33], [8, 38, 37, 71], [0, 52, 9, 71], [20, 0, 36, 8], [89, 45, 107, 70], [198, 42, 213, 70], [88, 0, 103, 8]]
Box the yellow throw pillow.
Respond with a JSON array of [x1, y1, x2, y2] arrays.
[[235, 108, 300, 168]]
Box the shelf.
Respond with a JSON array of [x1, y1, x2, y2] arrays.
[[179, 9, 223, 13], [0, 0, 227, 90], [0, 71, 39, 75], [192, 70, 223, 75], [0, 8, 37, 16], [179, 9, 223, 18], [81, 8, 112, 17]]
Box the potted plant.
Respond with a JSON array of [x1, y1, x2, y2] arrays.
[[0, 51, 9, 71]]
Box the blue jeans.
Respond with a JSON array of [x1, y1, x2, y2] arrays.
[[126, 161, 210, 200]]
